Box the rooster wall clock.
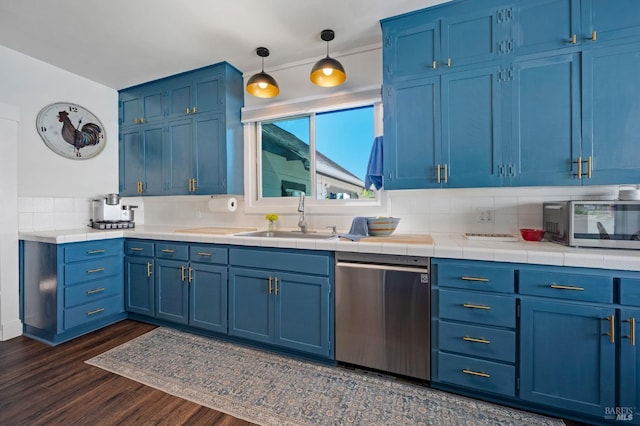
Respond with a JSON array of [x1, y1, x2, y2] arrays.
[[36, 102, 106, 160]]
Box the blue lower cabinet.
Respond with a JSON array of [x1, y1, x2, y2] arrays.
[[125, 256, 155, 317], [619, 308, 640, 424], [519, 299, 616, 417], [156, 259, 189, 324], [228, 247, 333, 359], [438, 352, 515, 397], [189, 263, 227, 333]]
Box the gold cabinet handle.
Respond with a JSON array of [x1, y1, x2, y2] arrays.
[[87, 249, 105, 254], [192, 106, 197, 113], [571, 34, 577, 44], [436, 164, 441, 183], [186, 107, 191, 114], [591, 31, 597, 41], [87, 308, 105, 316], [147, 262, 152, 277], [140, 117, 145, 124], [268, 276, 273, 294], [624, 317, 636, 346], [161, 249, 175, 253], [181, 265, 186, 282], [587, 156, 592, 179], [463, 303, 491, 310], [188, 267, 193, 283], [550, 284, 584, 291], [462, 369, 490, 378], [275, 276, 279, 295], [86, 287, 105, 295], [461, 276, 489, 282], [134, 118, 139, 125], [443, 163, 448, 183], [197, 252, 212, 257], [463, 336, 491, 344], [432, 60, 437, 69], [191, 178, 197, 192], [574, 156, 582, 179], [607, 314, 615, 343], [87, 267, 105, 274], [130, 247, 144, 251], [447, 58, 451, 67]]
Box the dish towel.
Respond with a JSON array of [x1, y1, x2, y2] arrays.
[[365, 136, 384, 190], [339, 217, 369, 241]]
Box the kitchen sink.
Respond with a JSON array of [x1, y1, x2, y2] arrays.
[[234, 230, 338, 240]]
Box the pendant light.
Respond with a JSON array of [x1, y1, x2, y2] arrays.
[[246, 47, 280, 98], [310, 29, 346, 87]]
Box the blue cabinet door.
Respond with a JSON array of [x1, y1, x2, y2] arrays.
[[166, 78, 192, 120], [156, 259, 189, 324], [274, 272, 330, 357], [124, 256, 154, 317], [192, 71, 223, 114], [193, 113, 226, 194], [119, 123, 164, 195], [383, 14, 440, 83], [513, 0, 580, 55], [619, 308, 640, 424], [384, 76, 441, 189], [163, 118, 193, 194], [510, 53, 581, 186], [581, 0, 640, 46], [581, 42, 640, 185], [189, 263, 228, 333], [228, 267, 274, 344], [520, 299, 615, 416], [441, 65, 503, 187], [119, 85, 165, 127]]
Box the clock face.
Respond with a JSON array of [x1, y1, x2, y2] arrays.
[[36, 102, 106, 160]]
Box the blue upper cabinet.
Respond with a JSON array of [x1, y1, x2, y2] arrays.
[[119, 62, 244, 196], [512, 0, 580, 55], [581, 0, 640, 47], [581, 42, 640, 185]]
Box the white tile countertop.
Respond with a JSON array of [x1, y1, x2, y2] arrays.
[[18, 225, 640, 271]]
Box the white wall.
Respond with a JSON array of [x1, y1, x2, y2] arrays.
[[0, 44, 118, 198]]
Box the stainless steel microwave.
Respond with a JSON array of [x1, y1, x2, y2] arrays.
[[543, 201, 640, 249]]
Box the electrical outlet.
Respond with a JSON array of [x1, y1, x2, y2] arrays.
[[476, 207, 495, 223]]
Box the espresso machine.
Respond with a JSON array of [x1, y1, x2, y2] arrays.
[[89, 193, 137, 229]]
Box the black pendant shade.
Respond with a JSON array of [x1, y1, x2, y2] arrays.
[[310, 29, 346, 87], [246, 47, 280, 98]]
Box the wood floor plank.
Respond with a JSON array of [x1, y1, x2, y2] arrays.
[[0, 320, 252, 426]]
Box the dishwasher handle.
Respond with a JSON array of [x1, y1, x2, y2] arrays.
[[336, 261, 428, 274]]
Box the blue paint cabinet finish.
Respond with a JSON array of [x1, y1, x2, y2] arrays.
[[228, 247, 333, 359], [381, 0, 640, 190], [124, 240, 155, 317], [119, 62, 244, 196], [21, 239, 126, 345]]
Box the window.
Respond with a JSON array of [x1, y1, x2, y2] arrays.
[[259, 106, 376, 201]]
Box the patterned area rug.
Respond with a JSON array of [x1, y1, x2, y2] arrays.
[[86, 327, 562, 426]]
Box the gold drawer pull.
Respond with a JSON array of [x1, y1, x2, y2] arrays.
[[87, 249, 105, 254], [461, 276, 489, 282], [161, 249, 175, 253], [462, 369, 490, 378], [87, 267, 105, 274], [463, 336, 491, 344], [607, 314, 615, 343], [87, 308, 105, 316], [86, 287, 105, 295], [463, 303, 491, 310], [130, 247, 144, 251], [550, 284, 584, 291], [624, 317, 636, 346], [197, 252, 212, 257]]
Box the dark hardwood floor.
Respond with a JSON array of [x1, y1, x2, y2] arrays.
[[0, 319, 593, 426], [0, 320, 252, 425]]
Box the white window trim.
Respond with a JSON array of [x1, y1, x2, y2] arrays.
[[243, 88, 386, 215]]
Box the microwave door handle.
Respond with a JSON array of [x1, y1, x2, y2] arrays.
[[544, 205, 563, 209]]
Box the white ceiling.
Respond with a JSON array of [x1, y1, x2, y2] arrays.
[[0, 0, 448, 90]]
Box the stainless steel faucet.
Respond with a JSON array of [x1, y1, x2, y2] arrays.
[[297, 192, 308, 233]]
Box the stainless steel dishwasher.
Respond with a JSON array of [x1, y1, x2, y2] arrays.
[[335, 252, 430, 381]]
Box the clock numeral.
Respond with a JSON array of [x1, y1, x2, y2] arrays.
[[40, 126, 47, 132], [68, 106, 78, 112]]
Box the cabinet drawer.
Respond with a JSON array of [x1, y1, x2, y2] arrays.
[[64, 276, 122, 308], [439, 289, 515, 328], [125, 240, 155, 257], [155, 242, 189, 260], [64, 295, 124, 330], [519, 269, 613, 303], [436, 260, 514, 293], [229, 248, 330, 276], [64, 239, 123, 262], [437, 352, 515, 397], [620, 278, 640, 306], [438, 321, 515, 363], [65, 256, 123, 286], [190, 245, 228, 264]]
